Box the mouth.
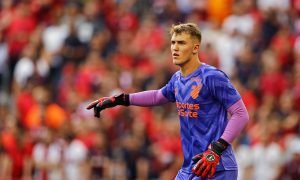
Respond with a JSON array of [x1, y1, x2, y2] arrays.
[[173, 53, 179, 57]]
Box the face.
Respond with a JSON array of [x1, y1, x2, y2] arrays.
[[171, 32, 199, 66]]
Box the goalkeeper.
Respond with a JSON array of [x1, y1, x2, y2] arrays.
[[86, 23, 249, 180]]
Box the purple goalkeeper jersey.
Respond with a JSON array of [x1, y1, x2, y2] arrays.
[[161, 63, 241, 173]]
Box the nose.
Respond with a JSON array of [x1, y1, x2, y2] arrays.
[[172, 43, 179, 51]]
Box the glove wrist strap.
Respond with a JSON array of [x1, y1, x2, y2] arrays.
[[115, 93, 130, 106], [124, 94, 129, 106], [211, 138, 229, 155]]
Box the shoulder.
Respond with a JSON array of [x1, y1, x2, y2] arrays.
[[201, 64, 229, 84], [169, 70, 181, 82]]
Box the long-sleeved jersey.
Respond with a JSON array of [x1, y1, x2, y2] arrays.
[[161, 63, 241, 172]]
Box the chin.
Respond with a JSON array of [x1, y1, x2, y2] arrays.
[[173, 61, 179, 65], [173, 62, 183, 67], [173, 59, 183, 66]]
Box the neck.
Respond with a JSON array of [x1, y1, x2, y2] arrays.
[[180, 57, 201, 77]]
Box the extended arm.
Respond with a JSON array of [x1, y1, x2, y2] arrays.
[[129, 89, 170, 106], [86, 89, 170, 118]]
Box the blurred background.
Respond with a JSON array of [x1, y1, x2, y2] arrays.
[[0, 0, 300, 180]]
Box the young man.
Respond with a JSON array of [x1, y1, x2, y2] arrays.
[[86, 23, 249, 180]]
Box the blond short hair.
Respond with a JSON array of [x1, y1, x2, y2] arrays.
[[169, 23, 202, 43]]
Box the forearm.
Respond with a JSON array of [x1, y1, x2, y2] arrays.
[[221, 99, 249, 143], [129, 89, 170, 106]]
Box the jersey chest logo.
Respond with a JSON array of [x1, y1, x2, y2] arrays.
[[191, 85, 201, 99], [175, 77, 202, 102]]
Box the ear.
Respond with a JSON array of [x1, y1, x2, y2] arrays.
[[193, 44, 200, 54]]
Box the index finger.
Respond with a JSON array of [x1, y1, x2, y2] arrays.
[[86, 100, 99, 110]]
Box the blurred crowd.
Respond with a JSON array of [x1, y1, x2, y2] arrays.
[[0, 0, 300, 180]]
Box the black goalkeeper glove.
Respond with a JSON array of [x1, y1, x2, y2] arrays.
[[86, 93, 129, 118], [192, 138, 229, 179]]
